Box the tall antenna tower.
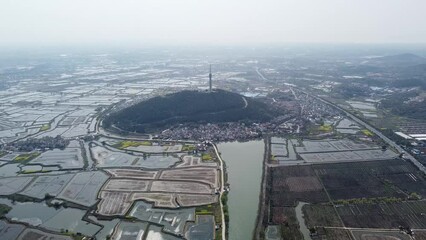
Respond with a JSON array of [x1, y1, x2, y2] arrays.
[[209, 64, 212, 92]]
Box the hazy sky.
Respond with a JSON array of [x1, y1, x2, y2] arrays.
[[1, 0, 426, 47]]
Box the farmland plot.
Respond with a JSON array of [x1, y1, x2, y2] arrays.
[[270, 166, 328, 206]]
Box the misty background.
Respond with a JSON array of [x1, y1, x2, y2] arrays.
[[1, 0, 426, 48]]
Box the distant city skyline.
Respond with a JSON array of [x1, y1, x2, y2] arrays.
[[1, 0, 426, 47]]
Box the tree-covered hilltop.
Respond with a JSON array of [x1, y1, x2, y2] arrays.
[[103, 89, 278, 133]]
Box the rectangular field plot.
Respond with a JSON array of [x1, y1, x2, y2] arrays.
[[97, 191, 132, 216], [103, 179, 150, 192], [59, 116, 87, 126], [269, 207, 303, 239], [160, 167, 218, 187], [351, 230, 411, 240], [271, 144, 287, 156], [317, 228, 353, 240], [30, 145, 84, 169], [336, 118, 360, 129], [41, 208, 101, 236], [313, 160, 417, 200], [132, 192, 177, 208], [133, 155, 180, 169], [151, 181, 213, 194], [61, 124, 89, 138], [20, 174, 74, 199], [176, 155, 217, 168], [145, 225, 181, 240], [91, 146, 137, 166], [112, 221, 149, 240], [129, 201, 195, 236], [0, 153, 20, 162], [106, 169, 158, 179], [127, 144, 183, 153], [36, 126, 69, 138], [187, 215, 215, 240], [0, 176, 33, 195], [17, 228, 73, 240], [91, 146, 179, 168], [270, 166, 328, 206], [302, 204, 343, 228], [176, 194, 218, 207], [355, 149, 397, 159], [0, 220, 25, 240], [336, 201, 426, 229], [296, 139, 375, 153], [385, 172, 426, 197], [300, 149, 397, 163], [58, 171, 108, 206], [271, 137, 287, 144], [285, 177, 323, 192]]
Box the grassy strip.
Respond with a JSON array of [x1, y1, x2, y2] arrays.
[[202, 153, 213, 161], [182, 144, 196, 152], [0, 204, 11, 217], [13, 152, 40, 162], [40, 124, 50, 131], [335, 197, 403, 205], [112, 140, 152, 149], [319, 124, 333, 132], [362, 129, 374, 136], [21, 169, 51, 174]]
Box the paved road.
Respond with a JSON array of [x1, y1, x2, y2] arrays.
[[242, 96, 248, 109], [256, 67, 267, 81], [309, 92, 426, 174], [210, 142, 227, 240]]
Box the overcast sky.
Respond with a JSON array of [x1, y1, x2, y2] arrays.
[[1, 0, 426, 47]]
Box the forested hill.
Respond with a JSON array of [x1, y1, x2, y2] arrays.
[[103, 89, 277, 133]]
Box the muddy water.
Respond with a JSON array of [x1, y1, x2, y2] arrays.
[[218, 140, 264, 240]]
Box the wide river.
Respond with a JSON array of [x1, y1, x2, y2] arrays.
[[218, 140, 264, 240]]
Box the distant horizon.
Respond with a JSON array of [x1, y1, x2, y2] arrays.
[[2, 41, 426, 49], [1, 0, 426, 47], [1, 42, 426, 59]]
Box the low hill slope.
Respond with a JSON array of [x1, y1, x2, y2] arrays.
[[103, 89, 277, 133]]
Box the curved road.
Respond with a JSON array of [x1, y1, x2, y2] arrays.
[[242, 96, 248, 109], [301, 89, 426, 174]]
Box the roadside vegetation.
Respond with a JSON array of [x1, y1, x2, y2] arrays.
[[201, 152, 213, 161], [0, 151, 7, 157], [13, 152, 40, 162], [334, 197, 403, 205], [0, 204, 11, 217], [40, 123, 51, 131], [20, 169, 51, 174], [182, 144, 196, 152], [361, 129, 374, 136], [318, 124, 333, 132]]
